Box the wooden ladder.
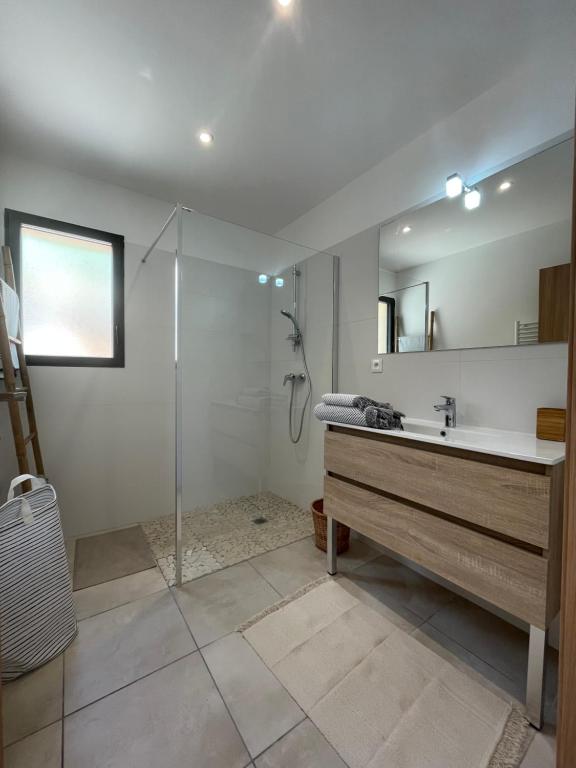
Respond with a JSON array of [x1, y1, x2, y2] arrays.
[[0, 245, 45, 482]]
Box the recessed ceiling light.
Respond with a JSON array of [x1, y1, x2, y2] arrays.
[[277, 0, 292, 6], [401, 226, 412, 234], [198, 130, 214, 146], [446, 173, 464, 198], [464, 188, 482, 210], [498, 180, 513, 192]]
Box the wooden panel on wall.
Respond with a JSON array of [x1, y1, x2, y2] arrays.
[[539, 262, 570, 343], [324, 475, 548, 628], [556, 102, 576, 768], [325, 430, 551, 548]]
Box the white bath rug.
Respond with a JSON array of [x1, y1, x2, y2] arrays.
[[242, 578, 533, 768]]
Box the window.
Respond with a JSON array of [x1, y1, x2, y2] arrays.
[[4, 209, 124, 367]]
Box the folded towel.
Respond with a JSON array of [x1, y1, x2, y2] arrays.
[[353, 396, 399, 412], [321, 393, 359, 407], [313, 403, 367, 427], [0, 279, 20, 370], [365, 406, 404, 430]]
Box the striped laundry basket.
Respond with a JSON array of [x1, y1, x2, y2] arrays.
[[0, 475, 77, 681]]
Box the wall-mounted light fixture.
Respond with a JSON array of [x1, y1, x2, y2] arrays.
[[275, 278, 285, 288], [446, 173, 464, 198], [464, 188, 481, 210], [258, 274, 269, 284], [446, 172, 482, 210]]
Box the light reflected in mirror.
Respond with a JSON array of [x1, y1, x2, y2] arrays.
[[378, 138, 573, 353]]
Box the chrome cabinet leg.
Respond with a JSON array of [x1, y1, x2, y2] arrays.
[[526, 625, 547, 729], [327, 516, 337, 575]]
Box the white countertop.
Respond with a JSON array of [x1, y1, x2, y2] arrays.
[[324, 417, 565, 465]]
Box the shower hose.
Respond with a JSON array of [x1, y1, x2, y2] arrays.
[[288, 334, 312, 444]]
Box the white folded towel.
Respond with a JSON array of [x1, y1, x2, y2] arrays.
[[0, 279, 20, 370]]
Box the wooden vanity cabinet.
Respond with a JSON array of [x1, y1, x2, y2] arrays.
[[323, 424, 564, 728]]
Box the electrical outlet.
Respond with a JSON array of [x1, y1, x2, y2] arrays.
[[371, 358, 383, 373]]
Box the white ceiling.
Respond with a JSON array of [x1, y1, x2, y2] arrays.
[[0, 0, 573, 233], [379, 139, 574, 272]]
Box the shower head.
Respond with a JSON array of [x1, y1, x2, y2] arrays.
[[280, 309, 302, 344], [280, 309, 300, 332]]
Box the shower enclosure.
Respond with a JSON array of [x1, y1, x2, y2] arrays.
[[141, 205, 339, 586]]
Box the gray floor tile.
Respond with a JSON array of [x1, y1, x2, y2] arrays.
[[64, 590, 196, 714], [430, 597, 557, 699], [413, 623, 523, 704], [73, 525, 156, 590], [203, 633, 304, 757], [255, 719, 347, 768], [73, 567, 168, 620], [348, 553, 455, 621], [250, 537, 379, 597], [65, 539, 75, 578], [520, 726, 555, 767], [428, 595, 559, 722], [2, 656, 63, 746], [429, 596, 527, 679], [64, 654, 250, 768], [4, 721, 62, 768], [172, 562, 280, 647]]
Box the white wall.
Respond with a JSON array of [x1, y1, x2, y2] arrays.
[[394, 219, 571, 350], [0, 152, 180, 537], [278, 37, 575, 252], [267, 252, 334, 509], [180, 256, 271, 510]]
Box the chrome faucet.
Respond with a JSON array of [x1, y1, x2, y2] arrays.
[[434, 395, 456, 427]]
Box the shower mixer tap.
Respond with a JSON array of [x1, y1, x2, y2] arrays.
[[283, 372, 306, 386]]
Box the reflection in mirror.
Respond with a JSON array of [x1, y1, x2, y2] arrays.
[[378, 138, 573, 353], [378, 283, 428, 353]]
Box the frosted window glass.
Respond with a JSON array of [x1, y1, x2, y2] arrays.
[[21, 225, 114, 358]]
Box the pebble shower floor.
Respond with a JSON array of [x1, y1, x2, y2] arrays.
[[142, 492, 313, 586]]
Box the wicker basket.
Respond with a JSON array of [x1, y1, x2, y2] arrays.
[[311, 498, 350, 554]]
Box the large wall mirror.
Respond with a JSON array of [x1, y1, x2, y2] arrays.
[[378, 138, 574, 353]]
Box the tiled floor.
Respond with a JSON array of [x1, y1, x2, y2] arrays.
[[2, 536, 557, 767]]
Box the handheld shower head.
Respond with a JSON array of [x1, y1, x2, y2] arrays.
[[280, 309, 302, 348]]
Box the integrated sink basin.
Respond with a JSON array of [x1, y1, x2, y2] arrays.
[[324, 417, 565, 465]]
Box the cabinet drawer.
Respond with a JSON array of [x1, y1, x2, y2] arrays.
[[325, 430, 550, 548], [324, 475, 548, 628]]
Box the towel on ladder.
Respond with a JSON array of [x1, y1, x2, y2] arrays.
[[0, 278, 20, 370]]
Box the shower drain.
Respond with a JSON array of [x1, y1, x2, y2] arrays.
[[252, 516, 268, 525]]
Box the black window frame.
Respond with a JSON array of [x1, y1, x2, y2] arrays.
[[4, 209, 125, 368]]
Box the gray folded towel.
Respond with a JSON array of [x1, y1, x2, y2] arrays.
[[322, 393, 403, 416], [365, 406, 404, 430], [313, 403, 367, 427], [321, 393, 359, 407]]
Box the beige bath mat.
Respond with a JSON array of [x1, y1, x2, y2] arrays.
[[242, 578, 533, 768], [73, 525, 156, 590]]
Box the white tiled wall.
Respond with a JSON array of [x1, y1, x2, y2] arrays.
[[267, 252, 335, 509], [332, 227, 568, 431], [180, 256, 271, 511]]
